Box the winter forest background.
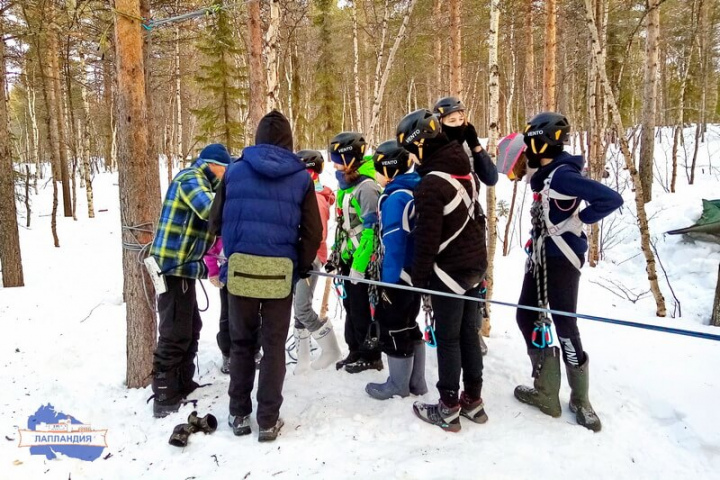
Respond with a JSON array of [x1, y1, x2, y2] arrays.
[[1, 0, 720, 478]]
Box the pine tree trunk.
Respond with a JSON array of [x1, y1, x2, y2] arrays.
[[433, 0, 443, 95], [482, 0, 500, 338], [367, 0, 417, 145], [63, 53, 79, 221], [49, 24, 72, 218], [114, 0, 161, 388], [543, 0, 557, 110], [639, 0, 660, 203], [584, 0, 666, 317], [0, 23, 24, 287], [449, 0, 463, 97], [246, 0, 264, 135]]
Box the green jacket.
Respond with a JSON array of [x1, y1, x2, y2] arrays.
[[334, 160, 380, 273]]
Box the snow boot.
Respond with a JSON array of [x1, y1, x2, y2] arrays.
[[228, 414, 252, 436], [220, 355, 231, 375], [413, 392, 462, 433], [152, 369, 183, 418], [566, 353, 602, 432], [365, 355, 412, 400], [310, 319, 342, 370], [514, 346, 562, 418], [258, 418, 284, 442], [294, 327, 312, 375], [345, 356, 384, 374], [179, 359, 200, 397], [460, 391, 489, 424], [409, 341, 428, 396], [336, 351, 362, 370]]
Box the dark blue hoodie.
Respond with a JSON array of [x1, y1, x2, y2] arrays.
[[380, 172, 421, 283], [530, 151, 623, 258]]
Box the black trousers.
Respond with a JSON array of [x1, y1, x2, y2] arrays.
[[340, 263, 380, 361], [154, 275, 203, 373], [430, 278, 483, 404], [227, 293, 292, 429], [217, 286, 231, 356], [517, 254, 585, 366], [375, 287, 422, 357]]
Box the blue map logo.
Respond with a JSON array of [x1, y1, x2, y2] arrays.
[[18, 405, 107, 461]]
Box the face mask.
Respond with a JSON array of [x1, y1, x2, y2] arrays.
[[443, 124, 466, 143]]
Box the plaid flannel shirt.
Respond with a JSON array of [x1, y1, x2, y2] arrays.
[[149, 159, 220, 279]]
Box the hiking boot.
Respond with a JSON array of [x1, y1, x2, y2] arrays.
[[228, 414, 252, 436], [460, 391, 489, 424], [514, 346, 562, 418], [336, 351, 362, 370], [566, 352, 602, 432], [365, 355, 412, 400], [413, 399, 461, 433], [258, 418, 284, 442], [344, 357, 384, 374], [152, 369, 183, 418], [221, 355, 231, 375]]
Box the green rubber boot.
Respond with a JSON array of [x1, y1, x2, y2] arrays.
[[566, 352, 602, 432], [514, 346, 562, 418]]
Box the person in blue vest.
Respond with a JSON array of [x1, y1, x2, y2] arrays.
[[514, 112, 623, 433], [209, 110, 322, 442], [364, 140, 427, 400]]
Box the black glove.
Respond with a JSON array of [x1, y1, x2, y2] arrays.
[[324, 262, 338, 274], [298, 266, 312, 279], [464, 122, 481, 150]]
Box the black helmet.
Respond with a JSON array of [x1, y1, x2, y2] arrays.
[[433, 96, 465, 117], [373, 140, 411, 180], [328, 132, 367, 168], [523, 112, 570, 157], [297, 149, 324, 174], [396, 109, 441, 148]]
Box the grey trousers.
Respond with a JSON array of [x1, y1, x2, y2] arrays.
[[293, 259, 324, 332]]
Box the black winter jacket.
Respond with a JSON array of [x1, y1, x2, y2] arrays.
[[412, 141, 488, 290]]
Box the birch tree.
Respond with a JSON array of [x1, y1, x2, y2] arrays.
[[482, 0, 500, 337], [583, 0, 666, 317], [638, 0, 660, 203], [543, 0, 557, 110]]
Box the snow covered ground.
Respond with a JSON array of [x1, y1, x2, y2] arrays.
[[1, 126, 719, 479]]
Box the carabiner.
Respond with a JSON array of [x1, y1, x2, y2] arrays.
[[424, 325, 438, 348], [531, 324, 553, 348], [333, 278, 347, 299]]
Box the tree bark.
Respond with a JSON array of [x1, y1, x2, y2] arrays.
[[114, 0, 161, 388], [246, 0, 264, 135], [638, 0, 660, 203], [78, 51, 95, 218], [48, 22, 72, 218], [524, 0, 536, 117], [351, 2, 363, 132], [0, 21, 24, 287], [583, 0, 666, 317], [174, 22, 183, 164], [264, 0, 280, 111], [482, 0, 500, 338], [502, 181, 519, 256], [671, 25, 695, 193], [449, 0, 463, 97], [433, 0, 443, 97], [543, 0, 557, 110], [103, 53, 115, 172]]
